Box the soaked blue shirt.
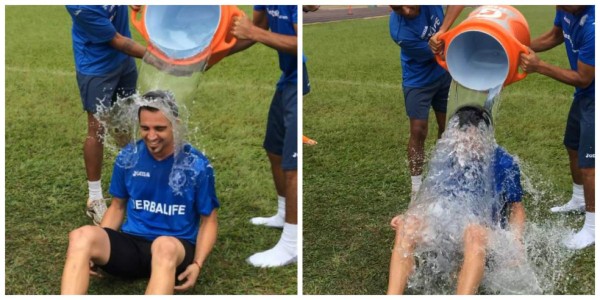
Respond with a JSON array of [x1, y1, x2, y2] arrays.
[[66, 5, 132, 75], [554, 6, 595, 98], [254, 5, 298, 87], [389, 6, 447, 87], [110, 141, 219, 244]]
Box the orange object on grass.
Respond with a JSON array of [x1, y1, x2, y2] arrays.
[[303, 135, 317, 145]]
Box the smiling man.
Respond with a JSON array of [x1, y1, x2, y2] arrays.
[[61, 90, 219, 294]]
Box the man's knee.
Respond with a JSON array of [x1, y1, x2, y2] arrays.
[[67, 225, 100, 256], [151, 236, 182, 266], [394, 217, 421, 250], [581, 167, 595, 179], [463, 224, 488, 254], [410, 124, 428, 140]]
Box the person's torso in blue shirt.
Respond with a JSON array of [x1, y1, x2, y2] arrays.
[[254, 5, 298, 87], [66, 5, 132, 75], [554, 6, 595, 98], [389, 6, 447, 87], [110, 141, 220, 244]]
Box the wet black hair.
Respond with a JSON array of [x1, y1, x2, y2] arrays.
[[455, 106, 491, 129], [138, 90, 179, 118]]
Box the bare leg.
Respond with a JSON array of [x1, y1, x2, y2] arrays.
[[407, 119, 428, 176], [434, 111, 446, 139], [581, 167, 595, 212], [84, 112, 105, 182], [61, 226, 111, 294], [284, 169, 297, 224], [456, 224, 488, 295], [567, 148, 583, 185], [145, 236, 187, 295], [267, 152, 286, 197], [387, 216, 421, 295]]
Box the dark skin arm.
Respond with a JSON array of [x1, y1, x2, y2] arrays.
[[109, 32, 146, 59], [228, 9, 297, 56]]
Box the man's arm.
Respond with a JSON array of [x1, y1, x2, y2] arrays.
[[520, 56, 595, 89], [109, 32, 146, 59], [530, 25, 564, 52], [99, 197, 126, 230], [508, 202, 526, 241], [429, 6, 466, 54], [229, 9, 297, 55]]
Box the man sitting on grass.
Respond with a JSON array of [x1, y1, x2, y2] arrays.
[[387, 107, 526, 295], [61, 90, 219, 294]]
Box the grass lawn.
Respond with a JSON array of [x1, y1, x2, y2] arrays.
[[5, 5, 296, 295], [303, 5, 594, 295]]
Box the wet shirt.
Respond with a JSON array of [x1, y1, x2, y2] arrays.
[[389, 6, 447, 87], [554, 6, 595, 98], [66, 5, 131, 75], [254, 5, 298, 88], [110, 141, 220, 245]]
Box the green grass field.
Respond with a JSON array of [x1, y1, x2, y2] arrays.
[[5, 5, 296, 295], [303, 6, 594, 295]]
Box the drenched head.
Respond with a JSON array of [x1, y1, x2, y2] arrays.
[[138, 90, 179, 160], [455, 106, 492, 130]]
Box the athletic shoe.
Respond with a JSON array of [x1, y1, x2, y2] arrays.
[[550, 200, 585, 213], [86, 198, 107, 225]]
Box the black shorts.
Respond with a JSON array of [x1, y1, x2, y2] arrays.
[[99, 228, 195, 279]]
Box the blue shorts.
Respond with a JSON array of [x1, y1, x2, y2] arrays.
[[264, 83, 298, 171], [564, 94, 595, 168], [76, 57, 138, 113], [403, 72, 451, 120], [303, 62, 311, 96]]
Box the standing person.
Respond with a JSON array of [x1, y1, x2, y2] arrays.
[[389, 6, 453, 200], [520, 6, 595, 249], [228, 5, 298, 267], [66, 5, 147, 224], [61, 91, 219, 294]]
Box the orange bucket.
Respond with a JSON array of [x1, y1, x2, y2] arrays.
[[435, 6, 530, 91], [131, 5, 243, 69]]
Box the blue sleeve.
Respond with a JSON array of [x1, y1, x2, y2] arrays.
[[499, 151, 523, 202], [109, 159, 129, 200], [290, 5, 298, 25], [389, 12, 400, 45], [67, 6, 116, 44], [578, 17, 595, 67], [553, 10, 561, 27], [195, 161, 220, 216]]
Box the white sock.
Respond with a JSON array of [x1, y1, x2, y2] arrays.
[[565, 212, 595, 250], [250, 195, 285, 228], [551, 183, 585, 213], [88, 180, 104, 202], [247, 223, 298, 268], [411, 175, 422, 199]]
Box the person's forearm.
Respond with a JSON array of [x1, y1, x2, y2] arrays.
[[227, 39, 257, 57], [530, 27, 564, 52], [99, 198, 125, 230], [247, 27, 297, 55], [508, 203, 526, 240], [193, 210, 218, 267], [109, 33, 146, 59], [439, 5, 465, 33], [534, 60, 593, 88]]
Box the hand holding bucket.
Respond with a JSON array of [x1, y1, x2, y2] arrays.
[[130, 5, 244, 75], [434, 6, 530, 91]]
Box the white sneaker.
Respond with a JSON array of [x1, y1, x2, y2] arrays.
[[86, 198, 107, 225], [564, 228, 595, 250], [550, 200, 585, 213]]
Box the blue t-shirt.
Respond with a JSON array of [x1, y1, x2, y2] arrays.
[[66, 5, 132, 75], [109, 141, 220, 245], [254, 5, 298, 87], [389, 6, 448, 87], [554, 6, 595, 98]]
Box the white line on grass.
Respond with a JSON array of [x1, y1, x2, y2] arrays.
[[317, 79, 400, 90]]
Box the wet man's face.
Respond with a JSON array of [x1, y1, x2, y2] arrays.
[[390, 5, 420, 19], [139, 108, 175, 160]]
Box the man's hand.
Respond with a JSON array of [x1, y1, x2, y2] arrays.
[[231, 15, 256, 40], [390, 215, 403, 230], [519, 48, 541, 74], [89, 261, 104, 278], [129, 5, 142, 12], [429, 32, 444, 55], [174, 263, 201, 292]]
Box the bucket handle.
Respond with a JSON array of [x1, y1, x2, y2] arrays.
[[215, 8, 245, 53], [130, 6, 148, 41], [433, 31, 449, 70], [511, 43, 530, 83]]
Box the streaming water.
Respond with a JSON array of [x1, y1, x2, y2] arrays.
[[446, 80, 503, 124], [398, 113, 576, 295]]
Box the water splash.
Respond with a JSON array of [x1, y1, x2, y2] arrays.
[[400, 114, 576, 295]]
